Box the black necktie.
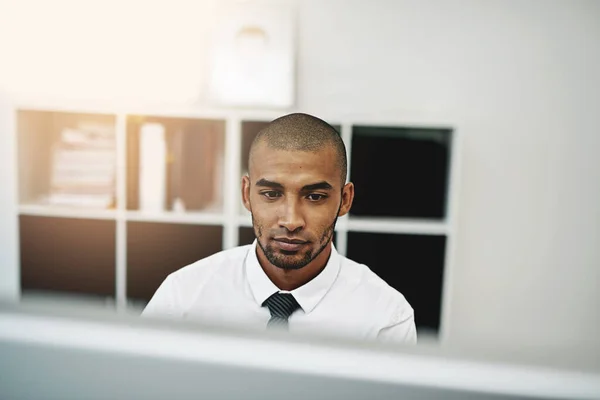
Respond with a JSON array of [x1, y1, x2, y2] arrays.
[[262, 292, 301, 330]]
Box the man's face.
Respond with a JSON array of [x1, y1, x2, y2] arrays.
[[242, 143, 353, 270]]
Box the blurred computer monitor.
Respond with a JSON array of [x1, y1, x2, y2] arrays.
[[1, 304, 599, 400]]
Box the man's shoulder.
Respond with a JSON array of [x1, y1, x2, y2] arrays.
[[143, 245, 252, 317], [338, 254, 413, 312], [168, 244, 252, 283]]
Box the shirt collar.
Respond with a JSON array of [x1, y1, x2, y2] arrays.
[[245, 239, 341, 314]]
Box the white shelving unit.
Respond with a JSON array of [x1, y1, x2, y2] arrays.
[[13, 100, 461, 340]]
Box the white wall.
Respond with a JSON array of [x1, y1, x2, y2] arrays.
[[298, 0, 600, 357], [299, 0, 600, 358], [1, 0, 599, 360]]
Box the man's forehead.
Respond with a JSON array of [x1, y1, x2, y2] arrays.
[[251, 145, 334, 167], [248, 143, 342, 186], [250, 157, 338, 188], [251, 158, 335, 181], [252, 141, 335, 156]]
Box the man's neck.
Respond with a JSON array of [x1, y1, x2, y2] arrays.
[[257, 244, 332, 291]]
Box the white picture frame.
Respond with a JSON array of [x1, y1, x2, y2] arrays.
[[207, 1, 295, 108]]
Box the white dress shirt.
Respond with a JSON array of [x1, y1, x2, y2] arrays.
[[143, 240, 417, 344]]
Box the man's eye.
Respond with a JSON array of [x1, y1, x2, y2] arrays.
[[307, 193, 326, 201], [262, 191, 281, 199]]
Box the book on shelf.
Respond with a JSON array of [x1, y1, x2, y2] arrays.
[[139, 123, 167, 212], [47, 123, 116, 209]]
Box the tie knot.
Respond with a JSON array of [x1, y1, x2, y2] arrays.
[[262, 292, 301, 320]]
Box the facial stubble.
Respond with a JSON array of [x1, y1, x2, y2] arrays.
[[252, 201, 342, 271]]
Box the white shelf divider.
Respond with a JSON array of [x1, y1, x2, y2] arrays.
[[124, 210, 225, 226], [115, 112, 128, 312], [223, 116, 242, 249], [18, 204, 118, 221], [236, 215, 253, 232], [439, 124, 463, 344], [336, 122, 354, 257], [340, 122, 353, 181], [346, 217, 448, 235]]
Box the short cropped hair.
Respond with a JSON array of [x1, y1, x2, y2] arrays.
[[249, 113, 347, 184]]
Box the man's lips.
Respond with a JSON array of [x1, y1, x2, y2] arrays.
[[273, 237, 308, 244], [273, 237, 308, 251]]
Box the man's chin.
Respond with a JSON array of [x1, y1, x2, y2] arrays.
[[271, 255, 308, 270], [258, 240, 314, 270]]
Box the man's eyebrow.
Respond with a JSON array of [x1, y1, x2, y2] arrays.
[[301, 181, 333, 192], [255, 178, 284, 189]]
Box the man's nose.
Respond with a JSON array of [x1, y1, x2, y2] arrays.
[[278, 199, 305, 233]]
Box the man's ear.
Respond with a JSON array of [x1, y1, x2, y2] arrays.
[[338, 182, 354, 217], [241, 175, 252, 213]]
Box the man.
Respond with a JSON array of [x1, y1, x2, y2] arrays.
[[143, 113, 416, 344]]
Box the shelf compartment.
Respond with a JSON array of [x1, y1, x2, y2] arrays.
[[238, 226, 256, 247], [126, 115, 225, 214], [126, 222, 223, 303], [240, 120, 271, 177], [20, 215, 116, 298], [346, 232, 446, 332], [17, 109, 117, 210], [350, 125, 451, 219]]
